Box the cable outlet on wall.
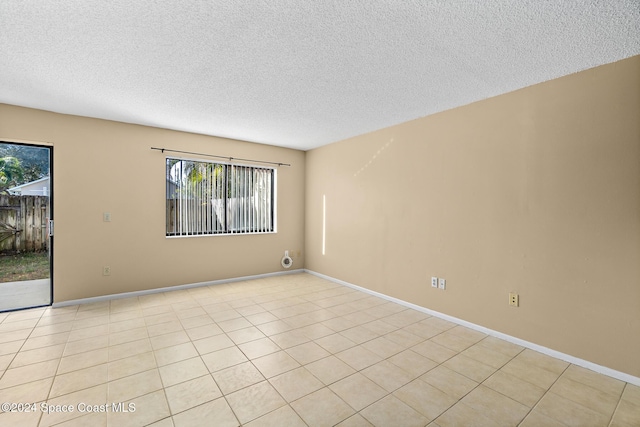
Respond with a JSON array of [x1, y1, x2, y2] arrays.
[[431, 277, 438, 288], [438, 278, 446, 290], [103, 266, 111, 276], [509, 292, 519, 307]]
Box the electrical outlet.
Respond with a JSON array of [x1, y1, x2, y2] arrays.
[[438, 278, 446, 290], [509, 292, 519, 307], [103, 266, 111, 276], [103, 212, 111, 222], [431, 277, 438, 288]]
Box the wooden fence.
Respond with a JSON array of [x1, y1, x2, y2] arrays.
[[0, 195, 49, 253]]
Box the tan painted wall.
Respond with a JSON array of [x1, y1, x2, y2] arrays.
[[0, 105, 306, 302], [305, 56, 640, 377]]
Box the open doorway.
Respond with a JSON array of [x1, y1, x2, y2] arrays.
[[0, 142, 52, 312]]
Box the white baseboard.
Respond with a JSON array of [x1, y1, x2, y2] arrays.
[[305, 269, 640, 387], [52, 269, 304, 308]]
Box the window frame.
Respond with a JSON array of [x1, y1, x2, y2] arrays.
[[165, 156, 277, 238]]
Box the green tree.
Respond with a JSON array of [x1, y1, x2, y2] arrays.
[[0, 144, 49, 183], [0, 156, 25, 191]]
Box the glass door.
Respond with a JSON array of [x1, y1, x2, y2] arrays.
[[0, 142, 52, 312]]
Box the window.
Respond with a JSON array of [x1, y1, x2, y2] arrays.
[[166, 158, 275, 236]]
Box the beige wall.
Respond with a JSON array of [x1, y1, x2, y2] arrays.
[[305, 56, 640, 377], [0, 105, 306, 302]]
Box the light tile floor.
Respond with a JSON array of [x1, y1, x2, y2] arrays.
[[0, 273, 638, 426]]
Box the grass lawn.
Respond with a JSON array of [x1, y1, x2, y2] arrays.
[[0, 252, 49, 282]]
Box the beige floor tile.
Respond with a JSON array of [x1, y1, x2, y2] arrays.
[[360, 319, 399, 336], [360, 394, 428, 427], [336, 413, 375, 427], [0, 409, 41, 427], [172, 397, 239, 427], [434, 402, 500, 427], [146, 320, 183, 337], [245, 311, 279, 326], [285, 341, 331, 365], [178, 313, 214, 329], [430, 330, 477, 353], [39, 384, 107, 427], [482, 369, 545, 407], [381, 309, 428, 328], [108, 351, 157, 381], [388, 349, 438, 378], [419, 365, 478, 399], [0, 359, 59, 389], [339, 325, 382, 344], [269, 366, 323, 402], [200, 346, 247, 373], [244, 404, 305, 427], [108, 389, 171, 427], [150, 330, 190, 350], [159, 356, 209, 387], [621, 383, 640, 404], [403, 322, 451, 340], [253, 350, 300, 378], [386, 328, 424, 348], [147, 416, 174, 427], [49, 363, 108, 398], [476, 335, 524, 357], [610, 399, 640, 427], [21, 331, 69, 351], [361, 336, 404, 358], [54, 411, 107, 427], [226, 381, 286, 424], [58, 347, 109, 375], [67, 324, 109, 342], [330, 372, 387, 411], [9, 343, 65, 368], [550, 376, 620, 416], [520, 410, 575, 427], [165, 374, 222, 415], [108, 338, 152, 361], [291, 387, 355, 427], [144, 312, 180, 327], [108, 326, 148, 346], [270, 330, 311, 350], [256, 320, 294, 336], [235, 304, 266, 316], [461, 342, 514, 369], [394, 379, 457, 421], [361, 359, 415, 392], [535, 392, 610, 427], [315, 333, 357, 353], [460, 385, 529, 425], [217, 317, 252, 332], [500, 356, 562, 389], [238, 337, 281, 359], [306, 355, 356, 385], [63, 335, 109, 357], [185, 323, 224, 341], [336, 345, 383, 371], [109, 318, 145, 335], [227, 326, 267, 344], [322, 316, 359, 332], [193, 334, 235, 355], [109, 311, 144, 324], [410, 339, 457, 363], [0, 376, 53, 403], [514, 349, 569, 374], [443, 354, 497, 382], [0, 318, 39, 332], [297, 323, 337, 341], [107, 368, 163, 402], [0, 328, 31, 343], [562, 364, 626, 397], [212, 361, 265, 394], [154, 342, 199, 366]]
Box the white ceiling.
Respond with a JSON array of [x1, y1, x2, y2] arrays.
[[1, 1, 639, 151]]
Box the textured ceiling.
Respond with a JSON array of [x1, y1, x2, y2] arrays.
[[1, 1, 639, 151]]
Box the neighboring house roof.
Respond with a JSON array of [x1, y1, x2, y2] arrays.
[[7, 176, 50, 196]]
